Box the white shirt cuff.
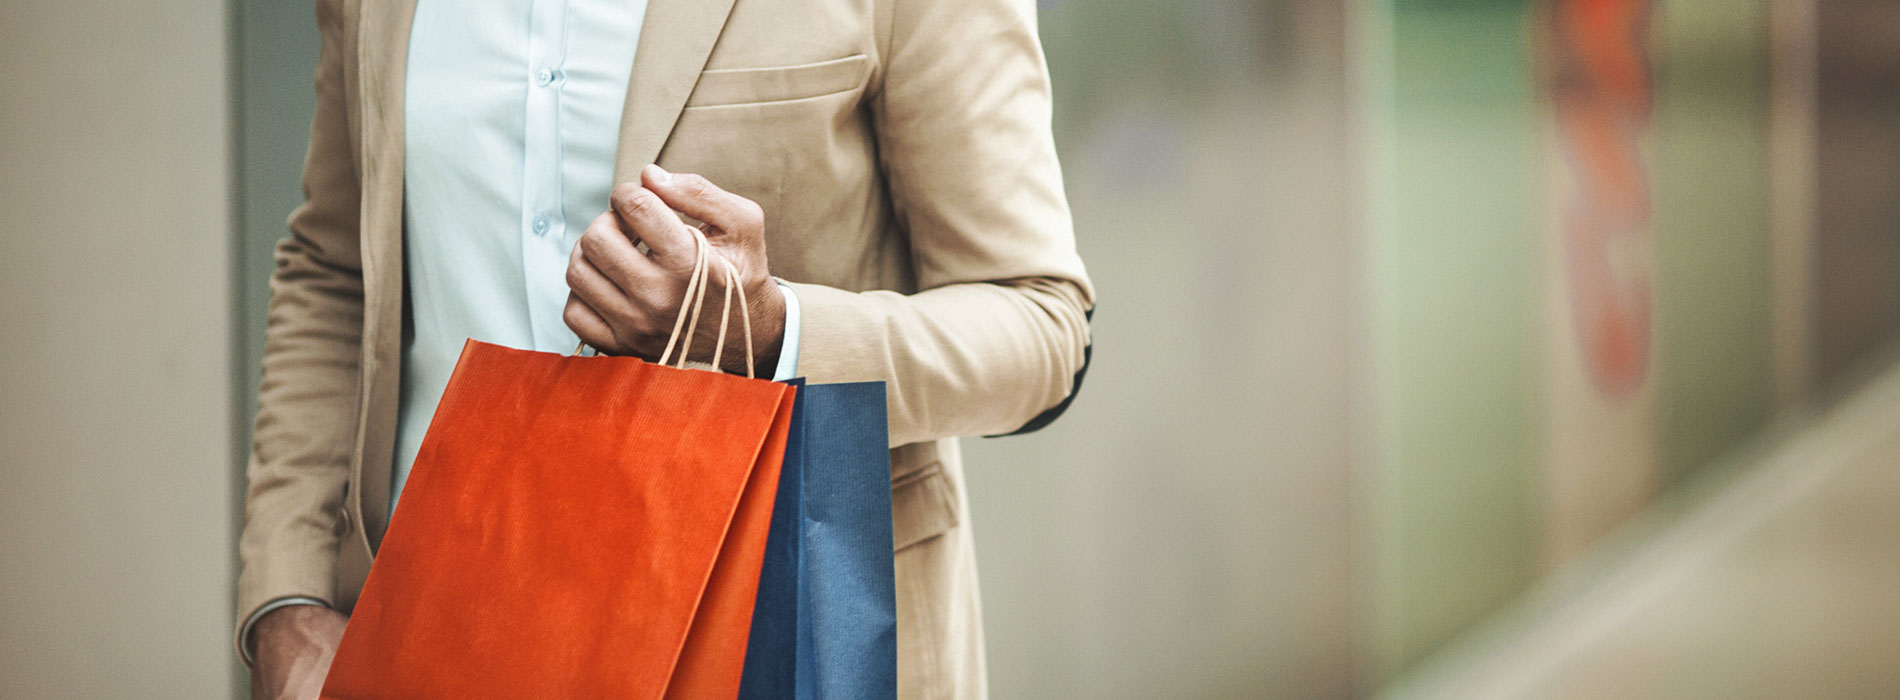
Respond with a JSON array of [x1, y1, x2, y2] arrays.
[[239, 596, 330, 665], [772, 281, 800, 382]]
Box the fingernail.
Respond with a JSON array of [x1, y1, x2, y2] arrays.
[[644, 163, 672, 185]]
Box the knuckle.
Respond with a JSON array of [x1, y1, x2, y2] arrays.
[[635, 295, 672, 329], [579, 228, 622, 266], [611, 327, 643, 352], [610, 181, 643, 205], [630, 287, 660, 314], [629, 313, 658, 336], [578, 225, 605, 251], [625, 190, 663, 216]]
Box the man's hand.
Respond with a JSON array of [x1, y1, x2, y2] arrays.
[[249, 605, 349, 700], [565, 164, 786, 375]]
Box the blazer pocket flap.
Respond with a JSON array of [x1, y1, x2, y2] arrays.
[[686, 54, 870, 108], [890, 461, 959, 552]]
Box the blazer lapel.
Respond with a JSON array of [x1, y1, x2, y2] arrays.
[[612, 0, 739, 181], [354, 0, 420, 550]]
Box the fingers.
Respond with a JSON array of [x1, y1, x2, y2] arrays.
[[564, 243, 642, 324], [563, 293, 619, 352], [642, 164, 761, 239], [575, 211, 665, 298], [610, 181, 696, 272]]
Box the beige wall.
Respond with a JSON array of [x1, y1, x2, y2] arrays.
[[0, 2, 238, 697]]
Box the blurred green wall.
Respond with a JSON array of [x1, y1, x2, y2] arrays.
[[1359, 0, 1542, 679], [1358, 0, 1776, 681]]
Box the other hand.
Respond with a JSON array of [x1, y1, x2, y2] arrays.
[[249, 605, 349, 700], [564, 164, 785, 375]]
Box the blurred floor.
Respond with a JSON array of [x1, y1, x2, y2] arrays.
[[1384, 350, 1900, 699]]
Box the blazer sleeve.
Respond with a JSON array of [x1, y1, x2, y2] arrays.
[[234, 0, 363, 660], [782, 0, 1095, 447]]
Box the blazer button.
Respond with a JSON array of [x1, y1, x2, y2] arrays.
[[335, 506, 353, 537]]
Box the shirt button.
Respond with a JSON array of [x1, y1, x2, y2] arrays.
[[534, 67, 558, 87], [532, 215, 551, 235]]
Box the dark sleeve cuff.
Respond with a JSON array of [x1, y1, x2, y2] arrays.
[[989, 309, 1093, 437]]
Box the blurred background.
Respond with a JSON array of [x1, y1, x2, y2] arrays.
[[2, 0, 1897, 697]]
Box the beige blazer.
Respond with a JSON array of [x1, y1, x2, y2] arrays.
[[236, 0, 1092, 696]]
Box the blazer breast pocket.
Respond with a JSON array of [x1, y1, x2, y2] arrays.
[[684, 54, 870, 109]]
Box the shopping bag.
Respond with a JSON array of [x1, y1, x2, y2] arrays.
[[322, 230, 791, 699], [738, 379, 898, 699]]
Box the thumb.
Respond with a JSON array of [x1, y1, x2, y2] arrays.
[[642, 165, 757, 236]]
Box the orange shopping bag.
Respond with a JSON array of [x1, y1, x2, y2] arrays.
[[322, 231, 791, 698]]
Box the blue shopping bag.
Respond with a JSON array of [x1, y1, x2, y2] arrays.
[[738, 379, 897, 700]]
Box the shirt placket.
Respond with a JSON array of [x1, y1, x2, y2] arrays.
[[521, 0, 576, 351]]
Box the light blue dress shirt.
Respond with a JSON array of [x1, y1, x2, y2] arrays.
[[242, 0, 801, 660]]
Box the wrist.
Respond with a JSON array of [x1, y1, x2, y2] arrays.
[[737, 280, 787, 376], [241, 597, 330, 665], [252, 604, 347, 665]]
